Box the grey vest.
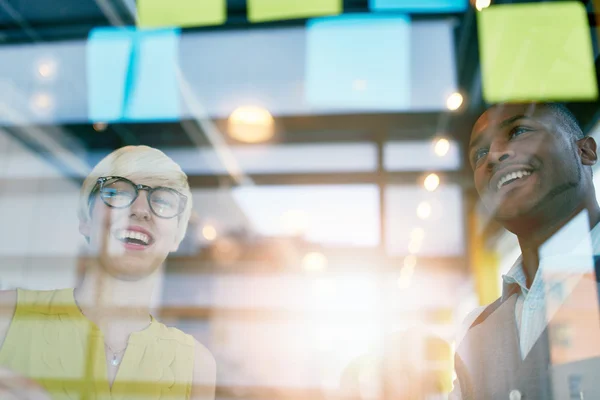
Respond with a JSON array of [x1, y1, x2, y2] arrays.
[[454, 288, 553, 400], [455, 256, 600, 399]]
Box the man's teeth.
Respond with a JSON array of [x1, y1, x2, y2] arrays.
[[497, 170, 532, 190], [116, 230, 150, 245]]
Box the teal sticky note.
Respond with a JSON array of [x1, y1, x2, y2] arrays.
[[306, 14, 411, 111], [87, 27, 180, 122], [478, 2, 597, 102], [248, 0, 342, 23]]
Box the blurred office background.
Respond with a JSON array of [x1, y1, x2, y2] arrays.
[[0, 0, 599, 399]]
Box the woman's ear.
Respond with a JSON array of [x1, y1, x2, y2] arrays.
[[170, 235, 181, 252], [577, 136, 598, 167], [79, 220, 91, 239]]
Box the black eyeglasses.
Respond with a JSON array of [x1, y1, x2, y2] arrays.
[[89, 176, 187, 219]]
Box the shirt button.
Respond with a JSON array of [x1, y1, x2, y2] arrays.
[[529, 302, 537, 310], [509, 389, 522, 400]]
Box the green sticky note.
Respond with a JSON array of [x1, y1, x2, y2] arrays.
[[478, 2, 598, 103], [137, 0, 226, 28], [248, 0, 342, 23]]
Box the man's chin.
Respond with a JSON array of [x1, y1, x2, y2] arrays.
[[487, 200, 533, 223]]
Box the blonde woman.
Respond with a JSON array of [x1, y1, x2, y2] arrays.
[[0, 146, 216, 400]]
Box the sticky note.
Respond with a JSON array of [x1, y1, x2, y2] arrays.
[[594, 0, 600, 55], [248, 0, 341, 23], [370, 0, 467, 13], [478, 2, 598, 103], [306, 14, 411, 111], [137, 0, 226, 28], [87, 27, 180, 122]]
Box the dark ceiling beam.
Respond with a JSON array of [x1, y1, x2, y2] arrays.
[[0, 170, 472, 194]]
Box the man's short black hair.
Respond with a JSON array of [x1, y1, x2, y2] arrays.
[[544, 103, 585, 141]]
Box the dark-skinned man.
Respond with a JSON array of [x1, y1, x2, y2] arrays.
[[450, 103, 600, 400]]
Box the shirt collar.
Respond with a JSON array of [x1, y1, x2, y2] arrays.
[[501, 210, 600, 300]]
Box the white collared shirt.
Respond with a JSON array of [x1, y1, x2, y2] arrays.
[[502, 211, 600, 359]]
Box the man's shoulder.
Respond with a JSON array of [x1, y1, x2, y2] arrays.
[[455, 305, 487, 348]]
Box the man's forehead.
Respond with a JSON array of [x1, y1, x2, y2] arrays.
[[470, 103, 549, 143]]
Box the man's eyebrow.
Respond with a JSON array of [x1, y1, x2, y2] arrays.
[[468, 114, 530, 150], [499, 114, 529, 129]]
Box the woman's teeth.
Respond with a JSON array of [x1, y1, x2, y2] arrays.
[[116, 230, 150, 245]]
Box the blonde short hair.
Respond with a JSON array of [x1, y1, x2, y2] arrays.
[[78, 145, 193, 243]]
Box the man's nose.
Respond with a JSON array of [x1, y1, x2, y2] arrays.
[[487, 141, 515, 168]]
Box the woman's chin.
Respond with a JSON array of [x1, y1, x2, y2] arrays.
[[98, 256, 163, 281]]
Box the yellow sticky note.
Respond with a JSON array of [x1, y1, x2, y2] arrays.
[[137, 0, 226, 28], [248, 0, 342, 23], [594, 0, 600, 54], [478, 2, 597, 103]]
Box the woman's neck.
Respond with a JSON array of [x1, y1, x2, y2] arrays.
[[73, 264, 157, 341]]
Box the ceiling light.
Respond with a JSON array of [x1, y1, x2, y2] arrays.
[[29, 92, 55, 114], [93, 122, 108, 132], [434, 138, 450, 157], [424, 173, 440, 192], [35, 58, 58, 80], [446, 92, 463, 111], [475, 0, 491, 11], [202, 224, 217, 241], [228, 105, 274, 143]]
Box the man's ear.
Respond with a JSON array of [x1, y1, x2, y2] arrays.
[[577, 136, 597, 167]]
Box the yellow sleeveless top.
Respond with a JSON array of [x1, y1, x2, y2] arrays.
[[0, 289, 196, 400]]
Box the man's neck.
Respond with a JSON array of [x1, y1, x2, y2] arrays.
[[515, 204, 600, 288]]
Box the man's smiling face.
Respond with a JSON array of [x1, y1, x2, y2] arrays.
[[469, 104, 583, 222]]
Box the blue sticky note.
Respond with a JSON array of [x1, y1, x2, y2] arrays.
[[87, 27, 180, 122], [370, 0, 467, 13], [306, 14, 411, 112]]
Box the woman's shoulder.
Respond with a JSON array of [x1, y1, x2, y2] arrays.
[[0, 290, 16, 304], [0, 290, 17, 318], [150, 320, 215, 366], [0, 290, 17, 349], [152, 319, 198, 347]]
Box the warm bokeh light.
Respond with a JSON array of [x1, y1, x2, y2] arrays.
[[446, 92, 463, 111], [404, 255, 417, 269], [228, 105, 275, 143], [202, 224, 217, 241], [211, 237, 242, 265], [93, 122, 108, 132], [302, 251, 328, 272], [30, 93, 54, 113], [408, 240, 422, 255], [411, 227, 425, 241], [36, 59, 57, 80], [424, 173, 440, 192], [281, 209, 310, 236], [417, 201, 432, 220], [408, 228, 425, 254], [397, 264, 415, 289], [434, 137, 450, 157], [475, 0, 491, 11]]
